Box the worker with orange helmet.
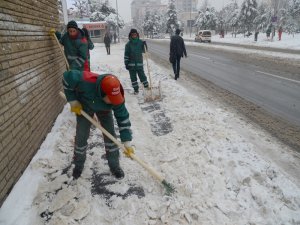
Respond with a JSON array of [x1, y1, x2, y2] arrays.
[[63, 70, 134, 179]]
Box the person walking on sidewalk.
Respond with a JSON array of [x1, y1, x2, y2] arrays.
[[63, 70, 135, 179], [278, 26, 283, 41], [82, 27, 94, 71], [124, 28, 149, 94], [169, 28, 187, 80], [50, 20, 88, 71], [114, 32, 117, 43], [104, 33, 111, 55]]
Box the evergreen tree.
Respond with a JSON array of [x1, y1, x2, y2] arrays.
[[143, 11, 154, 37], [253, 1, 272, 31], [143, 11, 164, 37], [89, 1, 124, 29], [218, 1, 239, 32], [152, 13, 164, 33], [73, 0, 89, 18], [238, 0, 258, 35], [285, 0, 300, 34], [166, 0, 178, 35], [194, 7, 217, 30]]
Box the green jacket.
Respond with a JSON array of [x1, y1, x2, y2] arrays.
[[63, 70, 132, 142], [124, 38, 145, 69], [56, 29, 88, 71]]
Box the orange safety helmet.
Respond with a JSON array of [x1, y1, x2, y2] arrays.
[[101, 75, 124, 105]]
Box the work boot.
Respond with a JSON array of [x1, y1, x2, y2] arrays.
[[111, 167, 125, 179], [107, 151, 124, 179], [72, 166, 83, 179]]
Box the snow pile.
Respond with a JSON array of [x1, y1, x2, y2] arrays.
[[0, 43, 299, 225]]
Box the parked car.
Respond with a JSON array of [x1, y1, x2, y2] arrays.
[[195, 30, 212, 43], [152, 32, 164, 39]]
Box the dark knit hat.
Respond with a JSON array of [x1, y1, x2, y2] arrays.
[[67, 20, 78, 29], [175, 29, 181, 35], [128, 28, 139, 38]]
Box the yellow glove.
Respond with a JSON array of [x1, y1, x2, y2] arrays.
[[49, 28, 56, 36], [69, 100, 82, 115], [123, 141, 134, 157]]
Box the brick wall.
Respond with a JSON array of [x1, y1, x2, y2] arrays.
[[0, 0, 66, 205]]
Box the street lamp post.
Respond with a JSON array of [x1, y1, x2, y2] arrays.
[[116, 0, 120, 43]]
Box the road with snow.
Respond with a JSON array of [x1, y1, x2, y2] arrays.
[[147, 40, 300, 126]]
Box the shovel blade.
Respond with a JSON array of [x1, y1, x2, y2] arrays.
[[143, 83, 162, 102]]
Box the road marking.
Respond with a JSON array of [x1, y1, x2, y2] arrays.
[[256, 71, 300, 84], [189, 53, 210, 60]]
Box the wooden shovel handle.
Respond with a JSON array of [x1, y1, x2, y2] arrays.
[[53, 34, 70, 70]]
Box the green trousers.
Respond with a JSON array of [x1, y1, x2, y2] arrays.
[[74, 110, 120, 171], [129, 68, 149, 92]]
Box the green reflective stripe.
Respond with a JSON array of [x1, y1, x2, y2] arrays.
[[78, 57, 85, 63], [105, 142, 116, 147], [119, 126, 130, 131], [62, 77, 69, 86], [75, 59, 82, 66], [75, 150, 85, 155], [107, 147, 119, 152], [75, 145, 87, 150], [67, 55, 78, 59], [63, 86, 73, 91], [120, 118, 130, 124]]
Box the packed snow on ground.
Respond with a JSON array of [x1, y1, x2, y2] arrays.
[[0, 42, 300, 225]]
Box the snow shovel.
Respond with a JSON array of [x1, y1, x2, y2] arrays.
[[143, 45, 162, 102], [51, 32, 70, 70], [59, 91, 175, 195]]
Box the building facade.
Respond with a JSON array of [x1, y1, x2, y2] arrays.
[[0, 0, 65, 205], [175, 0, 198, 12]]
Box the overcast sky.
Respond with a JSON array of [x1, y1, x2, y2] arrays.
[[67, 0, 243, 23]]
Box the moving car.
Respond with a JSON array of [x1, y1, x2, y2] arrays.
[[195, 30, 212, 43]]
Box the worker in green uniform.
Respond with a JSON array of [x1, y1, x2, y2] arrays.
[[50, 20, 88, 71], [63, 70, 134, 179], [124, 29, 149, 94]]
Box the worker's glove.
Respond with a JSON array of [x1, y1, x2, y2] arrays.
[[125, 65, 129, 70], [123, 141, 134, 157], [69, 100, 82, 115], [49, 28, 56, 36]]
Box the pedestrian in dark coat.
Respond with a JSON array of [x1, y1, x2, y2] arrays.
[[63, 70, 135, 179], [114, 32, 117, 43], [124, 29, 149, 94], [51, 20, 88, 71], [278, 26, 283, 41], [104, 33, 111, 55], [254, 29, 259, 42], [266, 25, 272, 39], [169, 29, 187, 80]]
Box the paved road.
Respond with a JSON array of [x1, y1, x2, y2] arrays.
[[147, 40, 300, 126]]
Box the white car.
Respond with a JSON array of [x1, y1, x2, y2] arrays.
[[152, 32, 164, 39], [195, 30, 212, 43]]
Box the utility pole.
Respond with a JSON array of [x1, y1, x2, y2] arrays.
[[189, 0, 192, 37], [61, 0, 68, 25], [116, 0, 120, 43]]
